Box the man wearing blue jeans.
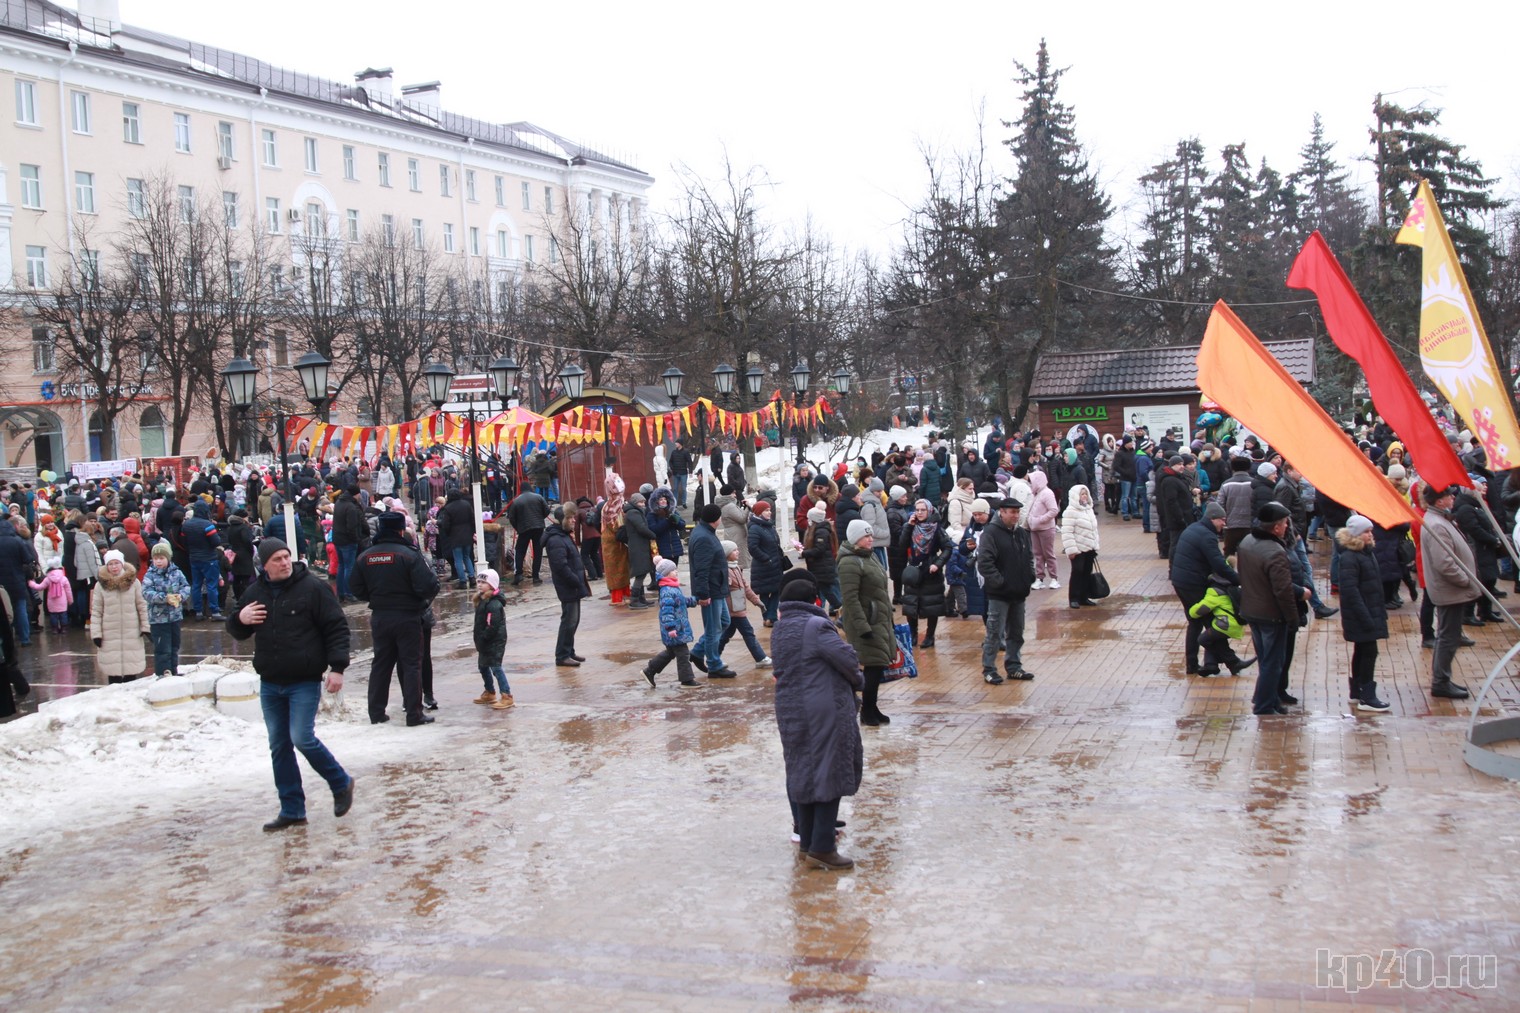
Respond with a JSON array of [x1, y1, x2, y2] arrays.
[[182, 500, 225, 619], [226, 539, 355, 832], [688, 503, 738, 677]]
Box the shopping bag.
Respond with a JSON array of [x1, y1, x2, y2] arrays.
[[883, 622, 918, 682]]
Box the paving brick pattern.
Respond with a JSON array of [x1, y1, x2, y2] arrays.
[[3, 514, 1517, 1010]]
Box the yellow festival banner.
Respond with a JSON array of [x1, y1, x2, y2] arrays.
[[1396, 179, 1520, 468]]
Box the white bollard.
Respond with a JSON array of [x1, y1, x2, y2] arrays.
[[214, 671, 262, 723], [145, 674, 195, 712]]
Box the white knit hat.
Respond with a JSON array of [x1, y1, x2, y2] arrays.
[[807, 506, 827, 525], [846, 519, 872, 545], [103, 549, 126, 566]]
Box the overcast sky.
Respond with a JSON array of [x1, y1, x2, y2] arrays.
[[108, 0, 1518, 262]]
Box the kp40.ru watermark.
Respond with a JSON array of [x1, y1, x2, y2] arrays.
[[1317, 949, 1498, 993]]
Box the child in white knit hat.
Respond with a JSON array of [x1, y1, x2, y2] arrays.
[[641, 557, 701, 687]]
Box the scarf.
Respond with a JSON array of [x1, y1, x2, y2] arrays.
[[911, 520, 939, 558]]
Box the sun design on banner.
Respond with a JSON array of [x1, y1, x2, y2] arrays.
[[1419, 263, 1494, 402]]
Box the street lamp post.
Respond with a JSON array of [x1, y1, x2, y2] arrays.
[[787, 362, 812, 546], [488, 355, 521, 509], [222, 349, 331, 560], [557, 362, 589, 500]]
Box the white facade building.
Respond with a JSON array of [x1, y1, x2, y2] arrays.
[[0, 0, 651, 472]]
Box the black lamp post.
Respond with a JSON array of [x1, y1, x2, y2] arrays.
[[744, 365, 764, 401], [222, 348, 331, 551], [488, 355, 521, 505], [790, 360, 812, 461]]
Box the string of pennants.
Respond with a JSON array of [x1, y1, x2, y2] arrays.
[[281, 392, 834, 461]]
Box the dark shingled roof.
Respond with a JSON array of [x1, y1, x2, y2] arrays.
[[1030, 339, 1315, 399]]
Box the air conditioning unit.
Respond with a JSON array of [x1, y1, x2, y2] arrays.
[[216, 155, 233, 171], [287, 208, 302, 222]]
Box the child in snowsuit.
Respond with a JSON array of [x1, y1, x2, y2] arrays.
[[30, 559, 73, 634], [139, 542, 191, 678], [642, 557, 700, 687], [1187, 576, 1256, 677], [473, 568, 512, 709]]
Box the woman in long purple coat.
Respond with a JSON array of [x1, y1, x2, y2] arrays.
[[772, 572, 863, 871]]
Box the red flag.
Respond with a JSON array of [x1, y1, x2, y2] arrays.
[[1287, 231, 1469, 491]]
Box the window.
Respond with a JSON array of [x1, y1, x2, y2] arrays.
[[14, 79, 38, 125], [266, 197, 281, 233], [524, 235, 534, 262], [443, 223, 455, 253], [465, 169, 477, 201], [174, 112, 191, 153], [217, 121, 234, 161], [342, 145, 356, 180], [72, 171, 96, 213], [269, 265, 285, 296], [131, 252, 150, 289], [495, 175, 505, 207], [496, 228, 508, 258], [19, 164, 41, 208], [550, 235, 560, 265], [223, 191, 239, 227], [122, 102, 140, 143], [439, 164, 451, 197], [380, 213, 395, 244], [272, 331, 289, 366], [177, 185, 195, 222], [346, 208, 359, 242], [79, 249, 101, 289], [545, 186, 554, 214], [140, 345, 160, 377], [32, 326, 55, 372], [378, 152, 391, 186], [412, 218, 424, 249], [303, 137, 318, 173], [228, 261, 245, 297], [306, 201, 325, 237], [469, 226, 480, 256], [126, 178, 145, 218], [25, 246, 47, 288], [70, 91, 91, 133], [261, 128, 277, 166], [407, 158, 420, 191]]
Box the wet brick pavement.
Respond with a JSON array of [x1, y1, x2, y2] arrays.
[[3, 519, 1518, 1010]]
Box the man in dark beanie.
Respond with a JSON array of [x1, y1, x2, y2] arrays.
[[351, 512, 440, 726], [227, 538, 354, 832], [690, 502, 737, 677]]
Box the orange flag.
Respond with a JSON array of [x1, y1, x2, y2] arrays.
[[1197, 301, 1418, 529]]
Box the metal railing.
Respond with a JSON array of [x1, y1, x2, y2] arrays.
[[0, 0, 115, 47]]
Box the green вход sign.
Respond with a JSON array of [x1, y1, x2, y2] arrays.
[[1051, 405, 1108, 421]]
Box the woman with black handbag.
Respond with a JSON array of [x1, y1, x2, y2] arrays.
[[899, 499, 952, 647], [1060, 485, 1101, 608]]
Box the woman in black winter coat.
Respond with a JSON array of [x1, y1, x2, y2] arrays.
[[1336, 518, 1389, 710], [746, 502, 785, 626], [1454, 487, 1503, 622], [899, 498, 953, 648]]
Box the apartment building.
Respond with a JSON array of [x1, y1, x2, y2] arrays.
[[0, 0, 652, 473]]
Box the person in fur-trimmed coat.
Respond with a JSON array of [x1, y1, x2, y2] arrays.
[[92, 549, 150, 683], [1060, 484, 1101, 608]]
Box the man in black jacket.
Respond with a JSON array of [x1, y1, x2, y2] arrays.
[[506, 489, 549, 586], [1169, 502, 1243, 675], [543, 505, 592, 667], [977, 498, 1036, 684], [227, 538, 354, 832], [437, 490, 478, 588], [1155, 455, 1196, 560], [668, 440, 693, 509], [351, 513, 441, 727], [331, 487, 365, 603]]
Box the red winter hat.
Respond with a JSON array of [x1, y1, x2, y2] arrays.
[[751, 499, 771, 516]]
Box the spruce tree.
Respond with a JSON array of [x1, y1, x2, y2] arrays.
[[1131, 138, 1212, 341], [994, 40, 1117, 427]]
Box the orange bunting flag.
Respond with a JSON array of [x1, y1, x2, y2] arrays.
[[310, 422, 327, 457], [1197, 301, 1418, 529], [680, 405, 693, 433], [1395, 179, 1520, 469], [286, 417, 313, 443], [653, 413, 664, 444]]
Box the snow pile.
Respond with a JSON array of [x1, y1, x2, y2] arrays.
[[0, 663, 426, 851]]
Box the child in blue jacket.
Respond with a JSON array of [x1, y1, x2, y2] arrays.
[[642, 557, 700, 688]]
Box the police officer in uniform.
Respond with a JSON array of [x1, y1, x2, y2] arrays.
[[352, 511, 441, 726]]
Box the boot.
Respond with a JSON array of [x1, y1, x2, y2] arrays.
[[473, 690, 497, 705], [1431, 680, 1471, 699], [804, 850, 855, 871], [1354, 682, 1390, 711], [491, 694, 515, 709]]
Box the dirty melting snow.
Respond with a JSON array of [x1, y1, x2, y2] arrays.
[[0, 660, 427, 852]]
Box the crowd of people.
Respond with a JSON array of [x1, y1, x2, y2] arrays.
[[0, 410, 1506, 858]]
